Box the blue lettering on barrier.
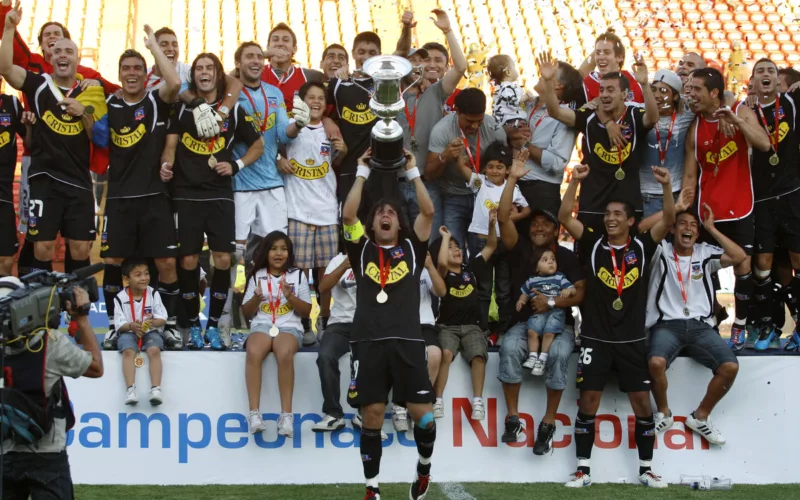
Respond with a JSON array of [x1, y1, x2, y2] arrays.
[[119, 412, 170, 448], [217, 413, 249, 449], [178, 413, 212, 464]]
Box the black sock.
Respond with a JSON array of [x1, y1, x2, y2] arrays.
[[787, 273, 800, 322], [322, 316, 329, 329], [16, 240, 34, 276], [147, 258, 159, 287], [103, 263, 123, 328], [66, 257, 90, 275], [360, 427, 382, 490], [413, 421, 436, 476], [635, 415, 656, 475], [206, 267, 230, 329], [30, 256, 52, 273], [158, 280, 180, 329], [178, 266, 201, 328], [574, 412, 595, 474], [733, 273, 752, 325], [753, 274, 774, 326], [64, 244, 71, 271], [302, 317, 311, 331]]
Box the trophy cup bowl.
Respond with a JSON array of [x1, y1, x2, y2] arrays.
[[362, 55, 414, 171]]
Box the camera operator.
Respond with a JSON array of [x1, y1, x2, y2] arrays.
[[0, 279, 103, 499]]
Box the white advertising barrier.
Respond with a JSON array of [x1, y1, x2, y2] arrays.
[[66, 352, 796, 485]]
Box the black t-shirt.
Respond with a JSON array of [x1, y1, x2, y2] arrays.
[[345, 232, 428, 341], [437, 256, 488, 327], [22, 72, 91, 190], [170, 101, 260, 201], [0, 94, 24, 203], [509, 239, 584, 325], [573, 105, 651, 213], [327, 77, 377, 176], [107, 90, 172, 199], [750, 91, 800, 201], [577, 228, 658, 342]]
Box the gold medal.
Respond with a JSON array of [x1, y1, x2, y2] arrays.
[[612, 298, 623, 310], [683, 307, 690, 317], [134, 352, 145, 368], [208, 155, 217, 168], [614, 168, 625, 181], [377, 290, 388, 304], [269, 325, 279, 337], [84, 105, 95, 116], [769, 154, 779, 166], [472, 177, 482, 190], [411, 137, 419, 152]]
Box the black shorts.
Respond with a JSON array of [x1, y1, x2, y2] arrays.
[[174, 199, 235, 255], [700, 213, 754, 256], [576, 337, 650, 393], [26, 175, 96, 241], [348, 339, 435, 408], [422, 324, 440, 348], [101, 195, 177, 259], [754, 190, 800, 255], [0, 202, 19, 257]]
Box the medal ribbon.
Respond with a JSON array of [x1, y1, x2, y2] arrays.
[[266, 273, 285, 325], [243, 84, 270, 133], [128, 287, 147, 351], [404, 98, 417, 137], [377, 248, 391, 293], [146, 68, 162, 89], [672, 248, 692, 310], [655, 111, 677, 166], [756, 95, 781, 155], [609, 239, 630, 302], [460, 129, 481, 173]]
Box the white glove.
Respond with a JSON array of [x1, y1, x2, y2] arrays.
[[292, 96, 310, 128], [192, 103, 221, 139]]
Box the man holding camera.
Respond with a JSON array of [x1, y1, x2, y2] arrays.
[[0, 281, 103, 499]]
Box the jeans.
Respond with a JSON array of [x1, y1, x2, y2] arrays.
[[641, 191, 680, 219], [649, 319, 738, 372], [400, 179, 443, 241], [442, 192, 474, 250], [498, 321, 575, 390], [468, 234, 512, 332], [2, 451, 74, 500], [316, 322, 352, 418]]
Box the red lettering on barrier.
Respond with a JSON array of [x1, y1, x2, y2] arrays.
[[507, 413, 534, 448], [453, 397, 497, 447], [2, 366, 12, 387], [553, 413, 572, 448], [664, 416, 709, 450], [627, 415, 636, 449], [594, 415, 622, 449]]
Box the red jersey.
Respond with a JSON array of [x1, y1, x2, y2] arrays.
[[444, 87, 461, 114], [583, 70, 643, 104], [261, 65, 310, 113], [693, 102, 754, 222]]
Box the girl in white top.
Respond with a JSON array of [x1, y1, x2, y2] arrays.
[[241, 231, 312, 437]]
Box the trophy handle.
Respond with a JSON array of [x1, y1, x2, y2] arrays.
[[407, 69, 423, 91]]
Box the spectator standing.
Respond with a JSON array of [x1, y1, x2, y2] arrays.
[[261, 23, 325, 113]]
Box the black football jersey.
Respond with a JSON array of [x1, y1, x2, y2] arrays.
[[0, 94, 24, 203]]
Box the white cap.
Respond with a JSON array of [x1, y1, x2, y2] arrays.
[[652, 69, 683, 93]]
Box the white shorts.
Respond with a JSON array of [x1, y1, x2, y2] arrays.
[[16, 155, 30, 233], [234, 188, 288, 241]]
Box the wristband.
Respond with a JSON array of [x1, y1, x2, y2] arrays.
[[236, 159, 245, 171], [356, 165, 371, 180], [405, 167, 421, 182]]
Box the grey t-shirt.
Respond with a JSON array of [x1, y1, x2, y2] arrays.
[[396, 80, 448, 175], [1, 332, 92, 454], [640, 110, 695, 194], [428, 113, 507, 195]]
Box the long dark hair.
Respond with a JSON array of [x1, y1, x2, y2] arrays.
[[364, 199, 411, 243], [246, 231, 296, 293], [189, 52, 227, 98]]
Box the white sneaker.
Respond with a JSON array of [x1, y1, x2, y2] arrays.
[[311, 414, 345, 432], [685, 412, 726, 445], [654, 411, 674, 433], [522, 354, 537, 369], [471, 398, 485, 420], [565, 471, 592, 488], [433, 399, 445, 419], [639, 470, 668, 488], [531, 359, 545, 376], [352, 413, 389, 440], [278, 412, 294, 437], [392, 406, 409, 432], [315, 316, 325, 341], [248, 410, 267, 434], [149, 386, 163, 406], [125, 386, 138, 406]]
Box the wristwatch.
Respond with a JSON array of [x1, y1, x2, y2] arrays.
[[218, 105, 230, 118], [547, 297, 556, 309]]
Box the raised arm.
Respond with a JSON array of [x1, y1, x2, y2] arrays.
[[714, 104, 770, 152], [433, 9, 467, 95], [558, 164, 588, 241], [409, 151, 434, 242], [682, 121, 698, 206], [538, 53, 576, 127], [436, 225, 451, 278], [633, 54, 658, 127], [394, 10, 414, 56], [480, 210, 498, 261], [647, 166, 676, 242], [425, 253, 447, 297], [343, 149, 371, 226], [143, 24, 180, 103], [0, 3, 26, 89], [497, 149, 531, 249], [701, 204, 746, 268]]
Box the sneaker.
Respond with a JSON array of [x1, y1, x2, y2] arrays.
[[754, 324, 777, 351], [745, 323, 759, 348], [312, 414, 345, 432], [531, 359, 545, 376], [409, 471, 431, 500], [685, 412, 726, 445], [363, 487, 380, 499], [188, 326, 204, 350], [302, 328, 317, 347], [533, 421, 555, 455], [639, 470, 668, 488], [433, 399, 445, 419], [501, 416, 526, 443], [205, 326, 225, 350], [522, 354, 537, 369], [352, 414, 389, 440], [654, 411, 674, 433], [149, 386, 163, 406], [163, 327, 183, 350], [277, 412, 294, 437], [728, 325, 746, 352], [487, 332, 499, 346], [315, 316, 326, 341], [784, 330, 800, 352], [248, 410, 267, 434], [471, 399, 485, 420], [125, 386, 138, 405], [564, 471, 592, 488], [392, 406, 409, 432], [102, 328, 118, 350], [769, 329, 782, 349]]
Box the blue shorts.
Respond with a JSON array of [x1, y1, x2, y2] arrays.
[[249, 323, 303, 346], [118, 331, 164, 352], [525, 308, 565, 335]]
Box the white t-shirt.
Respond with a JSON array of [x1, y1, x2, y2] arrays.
[[113, 286, 168, 334], [284, 123, 339, 226], [325, 253, 357, 325], [467, 173, 528, 236], [243, 268, 311, 331], [646, 241, 725, 328], [147, 62, 191, 90], [419, 268, 435, 326]]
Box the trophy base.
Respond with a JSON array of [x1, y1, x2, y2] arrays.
[[369, 135, 407, 172]]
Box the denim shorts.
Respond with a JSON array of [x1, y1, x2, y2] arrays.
[[648, 319, 738, 373], [118, 331, 164, 352], [497, 321, 575, 390], [526, 308, 565, 335], [249, 323, 303, 346]]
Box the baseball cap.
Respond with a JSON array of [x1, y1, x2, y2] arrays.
[[530, 208, 559, 226], [652, 69, 682, 93], [407, 47, 428, 60]]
